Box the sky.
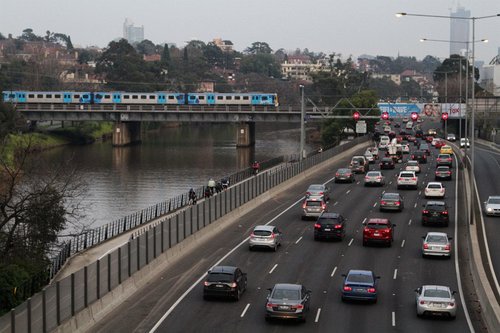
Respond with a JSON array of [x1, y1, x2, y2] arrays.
[[1, 0, 500, 63]]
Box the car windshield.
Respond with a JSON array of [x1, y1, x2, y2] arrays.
[[488, 198, 500, 204], [426, 235, 448, 243], [437, 167, 450, 171], [347, 273, 373, 283], [423, 289, 450, 298], [253, 230, 272, 236], [207, 273, 233, 282], [367, 223, 389, 229], [272, 288, 300, 300]]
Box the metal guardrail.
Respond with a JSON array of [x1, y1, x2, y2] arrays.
[[0, 136, 368, 332]]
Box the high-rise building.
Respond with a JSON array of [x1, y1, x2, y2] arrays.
[[450, 6, 470, 56], [123, 18, 144, 44]]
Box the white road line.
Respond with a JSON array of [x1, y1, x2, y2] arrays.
[[414, 203, 417, 208], [389, 181, 393, 184], [314, 308, 321, 323], [148, 193, 310, 333], [373, 202, 377, 207], [408, 219, 412, 225], [269, 264, 278, 274], [346, 190, 351, 194], [331, 266, 337, 277], [362, 217, 367, 224], [348, 238, 354, 246], [356, 181, 360, 185], [240, 303, 250, 317], [392, 312, 396, 326], [393, 269, 398, 280], [333, 201, 338, 206], [295, 236, 303, 244], [418, 191, 422, 195], [401, 240, 405, 248]]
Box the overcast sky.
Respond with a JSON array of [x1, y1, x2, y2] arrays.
[[2, 0, 500, 63]]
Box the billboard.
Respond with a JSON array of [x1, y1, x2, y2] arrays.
[[377, 103, 466, 119]]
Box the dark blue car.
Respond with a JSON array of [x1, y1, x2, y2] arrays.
[[341, 270, 380, 303]]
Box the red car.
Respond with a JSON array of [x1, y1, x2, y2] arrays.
[[434, 140, 446, 149], [425, 136, 434, 143], [363, 218, 395, 247], [396, 135, 403, 143], [407, 135, 416, 143]]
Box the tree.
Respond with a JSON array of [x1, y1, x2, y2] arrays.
[[245, 42, 272, 54], [239, 53, 281, 77], [433, 55, 476, 101], [0, 33, 5, 40], [161, 44, 171, 67], [136, 39, 157, 56], [19, 29, 42, 42]]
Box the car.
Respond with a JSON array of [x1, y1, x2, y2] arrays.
[[436, 154, 452, 167], [401, 144, 410, 154], [341, 270, 380, 303], [431, 138, 440, 146], [415, 285, 457, 319], [203, 266, 247, 301], [379, 157, 395, 169], [364, 151, 375, 164], [446, 133, 456, 141], [402, 117, 409, 123], [422, 201, 449, 226], [440, 145, 453, 155], [405, 160, 421, 173], [397, 171, 418, 190], [380, 192, 404, 212], [422, 232, 452, 258], [411, 151, 427, 164], [350, 156, 369, 173], [425, 182, 445, 198], [314, 212, 346, 241], [460, 138, 470, 148], [405, 121, 414, 130], [434, 140, 447, 149], [364, 171, 385, 186], [425, 135, 434, 143], [435, 166, 452, 181], [384, 126, 391, 133], [366, 146, 379, 159], [363, 218, 395, 246], [301, 196, 327, 220], [265, 283, 311, 322], [379, 136, 390, 150], [407, 135, 416, 143], [306, 184, 330, 201], [249, 225, 282, 251], [427, 129, 437, 136], [484, 196, 500, 216], [419, 143, 431, 155], [335, 168, 355, 183], [415, 130, 424, 139]]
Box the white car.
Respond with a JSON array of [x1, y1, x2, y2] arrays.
[[364, 151, 375, 163], [367, 147, 379, 159], [405, 121, 413, 130], [484, 196, 500, 216], [405, 160, 420, 174], [401, 144, 410, 154], [379, 136, 390, 150], [424, 182, 445, 198], [384, 126, 391, 133], [397, 171, 418, 189], [422, 232, 452, 258], [415, 285, 457, 319], [460, 138, 470, 148]]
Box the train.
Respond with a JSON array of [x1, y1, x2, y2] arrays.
[[2, 91, 279, 106]]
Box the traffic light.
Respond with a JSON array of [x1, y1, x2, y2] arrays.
[[353, 111, 360, 121], [411, 112, 419, 121], [381, 112, 389, 120], [441, 112, 449, 121]]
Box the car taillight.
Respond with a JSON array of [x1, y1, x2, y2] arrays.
[[204, 281, 209, 286], [367, 288, 376, 293], [334, 224, 342, 229], [423, 243, 429, 249], [441, 189, 445, 193], [412, 177, 417, 181], [420, 300, 426, 305], [294, 304, 304, 310], [321, 203, 326, 210], [314, 223, 321, 229], [447, 171, 451, 175], [266, 303, 276, 309], [302, 203, 306, 209], [445, 244, 451, 250], [230, 282, 237, 288], [449, 302, 455, 306], [365, 176, 369, 180], [250, 233, 255, 238], [319, 192, 324, 195], [395, 201, 400, 205], [270, 233, 275, 239], [381, 200, 386, 205], [343, 286, 352, 291], [442, 211, 448, 215], [306, 192, 311, 196], [336, 173, 340, 177], [346, 173, 351, 177], [422, 210, 429, 214], [377, 176, 382, 179], [435, 171, 439, 175]]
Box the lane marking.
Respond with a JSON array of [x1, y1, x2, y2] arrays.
[[373, 202, 377, 208], [295, 236, 303, 244], [401, 240, 405, 248], [331, 266, 337, 277], [240, 303, 250, 317], [392, 312, 396, 326], [362, 217, 367, 224], [348, 238, 354, 246], [269, 264, 278, 274], [393, 269, 398, 280], [408, 219, 412, 226], [333, 201, 338, 206], [346, 190, 351, 194], [418, 191, 422, 196], [413, 203, 417, 208], [314, 308, 321, 323]]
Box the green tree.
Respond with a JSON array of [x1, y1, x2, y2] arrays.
[[0, 33, 5, 40], [239, 54, 280, 77], [19, 29, 42, 42], [161, 44, 171, 67], [136, 39, 157, 56], [245, 42, 272, 54]]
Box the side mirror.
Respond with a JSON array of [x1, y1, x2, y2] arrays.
[[452, 291, 457, 295], [392, 224, 397, 227], [422, 236, 426, 239], [448, 237, 453, 240]]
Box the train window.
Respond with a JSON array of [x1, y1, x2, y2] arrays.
[[123, 95, 130, 99], [226, 96, 232, 100], [199, 96, 205, 100], [262, 96, 268, 101], [74, 94, 80, 98], [132, 95, 138, 100], [54, 94, 61, 98], [140, 95, 147, 99], [29, 94, 35, 98], [243, 96, 249, 100], [217, 96, 223, 100], [95, 94, 103, 99], [37, 94, 43, 98], [234, 96, 241, 100], [149, 95, 156, 99], [46, 94, 52, 98], [105, 95, 111, 99], [168, 96, 174, 100]]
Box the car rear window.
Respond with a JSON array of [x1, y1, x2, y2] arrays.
[[428, 184, 442, 189], [367, 172, 380, 177], [306, 201, 322, 207], [400, 173, 414, 178], [318, 218, 339, 225], [272, 289, 300, 300], [347, 273, 373, 283], [426, 204, 446, 211], [367, 223, 389, 229], [426, 235, 447, 243], [437, 167, 449, 171], [423, 289, 450, 298], [253, 230, 272, 236], [207, 273, 233, 282]]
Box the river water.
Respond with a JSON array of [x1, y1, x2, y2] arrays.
[[40, 123, 316, 228]]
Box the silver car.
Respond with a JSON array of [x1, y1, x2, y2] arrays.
[[364, 171, 385, 186], [380, 192, 404, 211], [249, 225, 282, 251], [301, 196, 327, 220], [415, 285, 457, 319], [484, 195, 500, 216], [306, 184, 330, 201], [265, 283, 311, 322], [422, 232, 452, 258]]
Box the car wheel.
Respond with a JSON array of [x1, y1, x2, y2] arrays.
[[235, 289, 241, 301], [203, 294, 209, 301], [362, 239, 368, 246], [449, 314, 456, 320], [273, 244, 278, 252], [249, 246, 253, 251], [422, 253, 426, 258]]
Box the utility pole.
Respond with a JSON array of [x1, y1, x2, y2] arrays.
[[299, 85, 305, 160]]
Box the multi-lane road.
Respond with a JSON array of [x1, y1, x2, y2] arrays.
[[88, 131, 486, 333]]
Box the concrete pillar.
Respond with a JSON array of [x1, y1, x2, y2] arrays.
[[112, 122, 142, 147], [236, 122, 255, 147]]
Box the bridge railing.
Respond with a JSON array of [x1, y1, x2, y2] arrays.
[[0, 136, 368, 332]]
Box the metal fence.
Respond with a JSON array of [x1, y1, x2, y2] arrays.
[[0, 136, 367, 333]]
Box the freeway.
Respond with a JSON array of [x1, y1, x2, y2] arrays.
[[87, 133, 483, 333], [472, 142, 500, 298]]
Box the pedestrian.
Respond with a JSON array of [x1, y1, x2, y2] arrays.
[[221, 177, 229, 190], [208, 178, 216, 195], [252, 161, 260, 175], [204, 186, 211, 198], [188, 188, 197, 205]]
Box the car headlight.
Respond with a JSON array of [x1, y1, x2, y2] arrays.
[[486, 207, 493, 212]]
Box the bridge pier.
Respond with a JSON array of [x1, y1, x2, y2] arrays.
[[236, 122, 255, 147], [112, 122, 142, 147]]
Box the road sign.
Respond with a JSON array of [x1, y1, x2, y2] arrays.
[[356, 120, 367, 134]]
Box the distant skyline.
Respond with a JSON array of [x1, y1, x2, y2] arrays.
[[2, 0, 500, 62]]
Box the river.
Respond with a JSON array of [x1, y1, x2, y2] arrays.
[[39, 123, 317, 228]]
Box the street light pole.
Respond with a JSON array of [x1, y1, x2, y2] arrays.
[[299, 84, 305, 161]]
